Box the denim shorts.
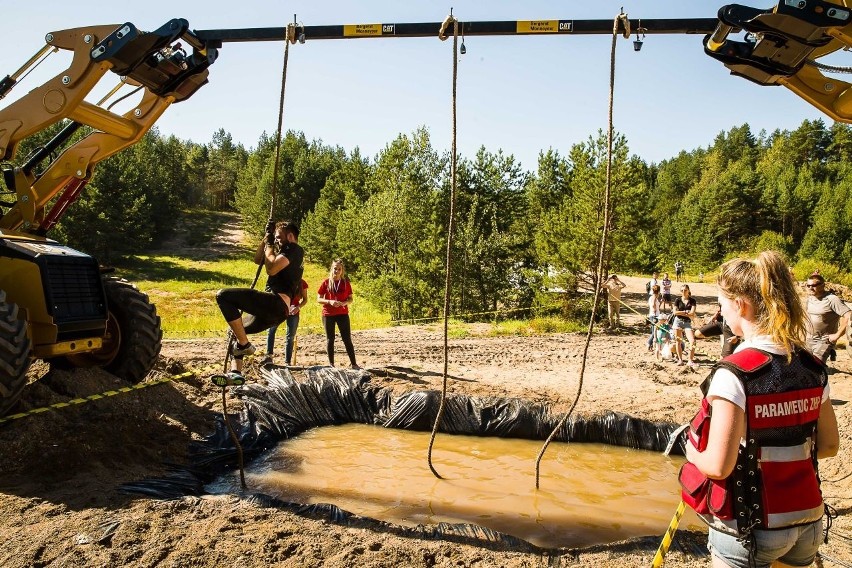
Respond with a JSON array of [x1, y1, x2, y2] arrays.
[[708, 520, 823, 568], [672, 317, 692, 331]]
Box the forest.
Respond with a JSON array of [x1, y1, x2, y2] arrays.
[[10, 118, 852, 321]]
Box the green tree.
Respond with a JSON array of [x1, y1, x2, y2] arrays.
[[300, 148, 371, 265], [533, 130, 638, 295], [55, 131, 179, 261], [451, 148, 528, 316], [799, 173, 852, 267], [669, 153, 762, 270], [206, 129, 246, 210], [338, 128, 446, 320], [234, 130, 347, 239]]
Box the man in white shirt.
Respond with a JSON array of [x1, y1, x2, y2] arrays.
[[647, 271, 659, 297]]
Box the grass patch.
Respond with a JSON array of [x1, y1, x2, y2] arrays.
[[480, 317, 586, 336]]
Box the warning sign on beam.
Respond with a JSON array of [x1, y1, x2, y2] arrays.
[[516, 20, 573, 33], [344, 23, 396, 37]]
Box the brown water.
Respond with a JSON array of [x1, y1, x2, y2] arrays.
[[240, 423, 703, 549]]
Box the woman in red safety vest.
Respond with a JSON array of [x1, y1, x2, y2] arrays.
[[680, 250, 839, 568]]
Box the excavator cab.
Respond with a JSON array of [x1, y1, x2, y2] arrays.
[[0, 19, 217, 415]]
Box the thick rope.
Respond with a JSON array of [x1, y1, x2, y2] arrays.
[[249, 21, 295, 291], [268, 21, 296, 221], [225, 20, 296, 370], [217, 21, 297, 489], [221, 387, 247, 489], [428, 15, 460, 479], [534, 11, 627, 489]]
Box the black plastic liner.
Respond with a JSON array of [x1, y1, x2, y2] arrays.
[[121, 367, 702, 556]]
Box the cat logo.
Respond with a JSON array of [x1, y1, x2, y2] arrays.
[[382, 24, 395, 35], [559, 21, 573, 32]]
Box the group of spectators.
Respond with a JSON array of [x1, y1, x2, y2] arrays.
[[644, 273, 702, 368], [631, 268, 850, 369]]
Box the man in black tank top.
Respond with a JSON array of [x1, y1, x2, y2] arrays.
[[214, 221, 303, 381]]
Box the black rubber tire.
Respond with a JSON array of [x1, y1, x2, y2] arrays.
[[0, 289, 32, 416], [57, 277, 162, 383]]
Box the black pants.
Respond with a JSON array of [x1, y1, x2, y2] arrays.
[[216, 288, 287, 335], [322, 314, 356, 366]]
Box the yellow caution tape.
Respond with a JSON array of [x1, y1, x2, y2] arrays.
[[652, 500, 686, 567], [0, 371, 196, 425]]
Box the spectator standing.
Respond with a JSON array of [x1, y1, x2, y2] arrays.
[[673, 283, 697, 368], [661, 272, 673, 311], [646, 271, 660, 296], [805, 273, 850, 363], [601, 274, 627, 328], [694, 303, 740, 358], [674, 260, 684, 283], [647, 284, 662, 351], [318, 259, 359, 369], [265, 278, 309, 366]]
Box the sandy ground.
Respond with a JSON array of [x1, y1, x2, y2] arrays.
[[2, 267, 851, 566]]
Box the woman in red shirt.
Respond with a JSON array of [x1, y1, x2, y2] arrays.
[[317, 259, 359, 369]]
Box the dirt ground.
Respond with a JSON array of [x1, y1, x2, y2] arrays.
[[2, 264, 851, 566]]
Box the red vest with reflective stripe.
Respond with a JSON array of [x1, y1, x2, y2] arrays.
[[716, 347, 826, 532]]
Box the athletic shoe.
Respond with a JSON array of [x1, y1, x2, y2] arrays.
[[258, 355, 273, 366], [687, 361, 697, 370], [676, 360, 686, 366], [351, 364, 361, 370], [230, 342, 256, 357], [210, 371, 246, 387]]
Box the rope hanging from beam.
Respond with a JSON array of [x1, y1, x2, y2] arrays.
[[216, 20, 300, 491], [427, 11, 460, 479], [534, 10, 628, 488]]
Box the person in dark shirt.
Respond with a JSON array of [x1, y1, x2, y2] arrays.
[[695, 303, 740, 358], [673, 284, 697, 368], [214, 221, 304, 382]]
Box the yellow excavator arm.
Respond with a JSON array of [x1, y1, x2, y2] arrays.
[[0, 19, 217, 233], [704, 0, 852, 122]]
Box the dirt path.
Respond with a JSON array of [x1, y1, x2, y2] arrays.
[[1, 262, 850, 566]]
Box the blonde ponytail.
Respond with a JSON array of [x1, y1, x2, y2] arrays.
[[717, 251, 805, 358]]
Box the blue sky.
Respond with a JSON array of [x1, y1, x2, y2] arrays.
[[0, 0, 831, 169]]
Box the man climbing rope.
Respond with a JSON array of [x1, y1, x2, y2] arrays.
[[213, 220, 304, 384]]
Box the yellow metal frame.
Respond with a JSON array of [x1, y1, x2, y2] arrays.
[[0, 25, 184, 232]]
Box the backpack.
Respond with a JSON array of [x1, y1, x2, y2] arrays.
[[646, 281, 651, 294]]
